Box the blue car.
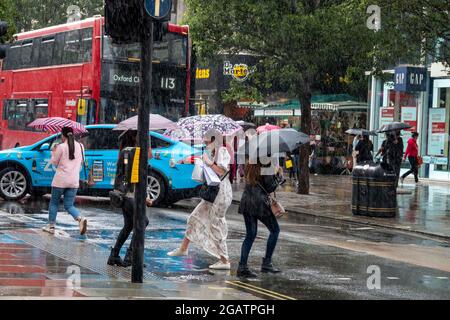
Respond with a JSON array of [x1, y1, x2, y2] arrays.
[[0, 124, 202, 205]]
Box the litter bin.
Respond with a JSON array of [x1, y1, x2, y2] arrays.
[[352, 163, 397, 218]]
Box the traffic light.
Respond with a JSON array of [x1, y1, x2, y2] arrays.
[[105, 0, 148, 43], [105, 0, 170, 43], [0, 21, 8, 59]]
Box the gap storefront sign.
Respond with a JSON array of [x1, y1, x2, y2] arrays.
[[394, 66, 427, 92]]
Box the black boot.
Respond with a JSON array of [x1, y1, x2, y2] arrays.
[[261, 258, 281, 273], [237, 263, 257, 278], [123, 247, 147, 268], [107, 248, 124, 267]]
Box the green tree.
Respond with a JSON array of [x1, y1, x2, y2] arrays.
[[0, 0, 18, 40], [14, 0, 104, 32], [186, 0, 381, 194], [185, 0, 447, 194]]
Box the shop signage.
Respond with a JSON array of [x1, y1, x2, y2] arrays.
[[379, 107, 394, 128], [264, 110, 293, 117], [400, 106, 417, 132], [311, 103, 337, 111], [428, 108, 446, 156], [223, 60, 256, 82], [394, 66, 427, 92], [422, 156, 448, 165], [196, 68, 210, 79]]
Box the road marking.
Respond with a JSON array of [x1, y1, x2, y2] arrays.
[[436, 277, 448, 280], [225, 280, 296, 300], [208, 286, 234, 290], [336, 278, 352, 281], [387, 277, 400, 280]]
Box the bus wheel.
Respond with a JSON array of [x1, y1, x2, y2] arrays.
[[147, 171, 165, 206], [0, 167, 29, 201]]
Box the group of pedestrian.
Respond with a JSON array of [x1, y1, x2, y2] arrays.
[[168, 130, 282, 276], [43, 126, 282, 278]]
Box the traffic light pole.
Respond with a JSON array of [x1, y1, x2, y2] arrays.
[[132, 18, 154, 283]]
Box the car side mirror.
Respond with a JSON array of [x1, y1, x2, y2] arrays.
[[39, 143, 50, 151]]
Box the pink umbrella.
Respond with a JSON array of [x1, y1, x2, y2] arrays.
[[28, 117, 88, 134], [113, 114, 177, 131], [256, 123, 281, 134]]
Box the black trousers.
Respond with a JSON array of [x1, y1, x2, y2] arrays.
[[113, 198, 149, 253], [402, 156, 419, 182]]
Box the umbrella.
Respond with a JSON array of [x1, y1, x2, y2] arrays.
[[256, 123, 281, 134], [236, 120, 256, 131], [345, 128, 377, 136], [164, 114, 243, 141], [28, 117, 87, 134], [113, 114, 177, 131], [377, 122, 412, 133], [239, 128, 310, 155]]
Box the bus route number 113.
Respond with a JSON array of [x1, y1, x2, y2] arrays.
[[161, 77, 176, 90]]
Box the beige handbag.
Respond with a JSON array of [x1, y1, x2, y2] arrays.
[[269, 193, 285, 218]]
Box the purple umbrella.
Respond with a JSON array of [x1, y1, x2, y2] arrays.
[[164, 114, 243, 141], [113, 114, 177, 131]]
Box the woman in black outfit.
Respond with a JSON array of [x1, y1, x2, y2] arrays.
[[107, 130, 150, 267], [237, 160, 281, 278], [355, 135, 374, 164]]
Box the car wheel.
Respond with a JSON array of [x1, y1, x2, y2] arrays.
[[0, 167, 29, 201], [147, 171, 165, 206]]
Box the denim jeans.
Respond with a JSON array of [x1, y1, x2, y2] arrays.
[[239, 212, 280, 265], [402, 156, 419, 182], [48, 187, 80, 224]]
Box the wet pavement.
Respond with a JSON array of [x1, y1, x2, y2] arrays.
[[1, 194, 450, 299], [229, 175, 450, 240]]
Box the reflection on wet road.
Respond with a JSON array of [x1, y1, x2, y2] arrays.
[[1, 195, 450, 300]]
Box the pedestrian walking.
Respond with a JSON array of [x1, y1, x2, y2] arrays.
[[42, 127, 87, 235], [167, 130, 232, 270], [352, 135, 360, 168], [107, 130, 151, 267], [354, 135, 374, 164], [378, 131, 403, 187], [401, 132, 420, 184], [237, 160, 281, 278], [285, 152, 295, 181]]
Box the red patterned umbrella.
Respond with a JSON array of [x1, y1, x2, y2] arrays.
[[28, 117, 88, 134]]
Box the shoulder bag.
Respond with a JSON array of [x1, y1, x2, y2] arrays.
[[199, 170, 229, 203], [79, 143, 95, 190], [257, 181, 285, 218]]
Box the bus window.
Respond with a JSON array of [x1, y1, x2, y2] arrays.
[[81, 28, 93, 63], [38, 36, 55, 67], [20, 40, 34, 69], [63, 30, 81, 64], [53, 33, 64, 65], [34, 99, 49, 118], [3, 42, 22, 70], [7, 100, 34, 131]]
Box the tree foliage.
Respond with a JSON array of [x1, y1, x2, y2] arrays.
[[14, 0, 104, 32], [185, 0, 448, 193], [0, 0, 18, 41]]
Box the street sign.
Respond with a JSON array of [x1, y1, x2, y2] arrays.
[[144, 0, 172, 20]]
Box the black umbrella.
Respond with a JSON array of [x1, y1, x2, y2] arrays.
[[239, 128, 310, 155], [236, 120, 256, 132], [377, 122, 412, 133], [345, 128, 377, 136]]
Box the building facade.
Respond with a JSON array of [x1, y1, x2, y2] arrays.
[[368, 62, 450, 181]]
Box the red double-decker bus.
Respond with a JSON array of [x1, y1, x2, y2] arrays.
[[0, 16, 193, 149]]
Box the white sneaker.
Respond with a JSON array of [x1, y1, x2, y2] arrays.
[[78, 217, 87, 235], [42, 225, 55, 234], [209, 261, 231, 270], [167, 248, 188, 257]]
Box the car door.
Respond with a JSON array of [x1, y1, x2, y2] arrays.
[[79, 128, 121, 190], [31, 135, 61, 187]]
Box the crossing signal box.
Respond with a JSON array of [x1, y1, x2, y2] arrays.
[[122, 147, 140, 184]]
